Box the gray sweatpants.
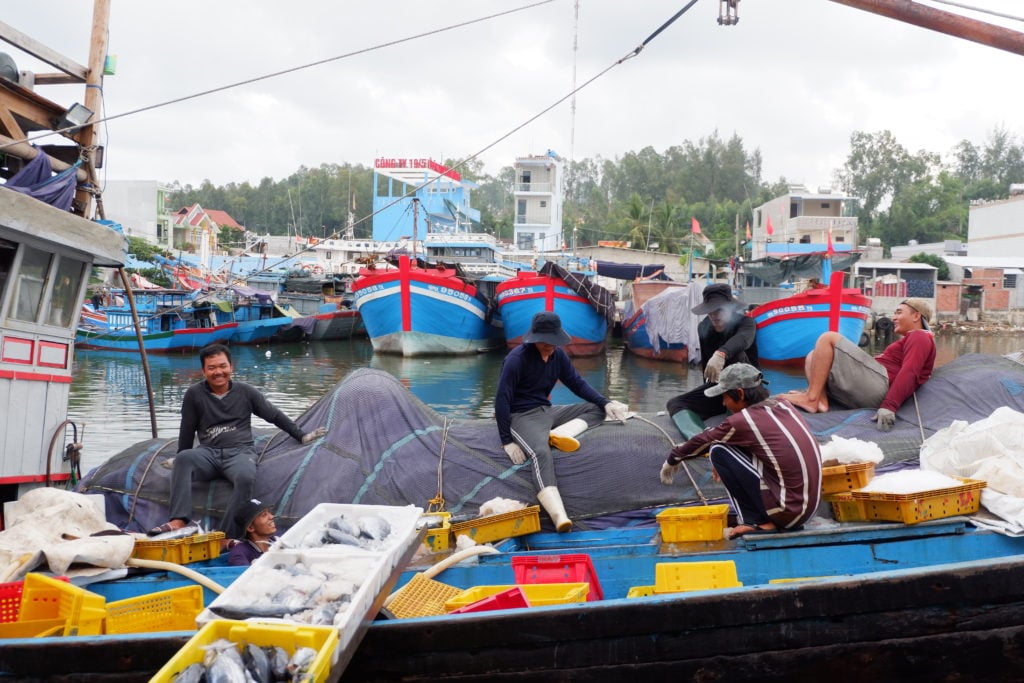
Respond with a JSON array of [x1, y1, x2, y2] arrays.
[[169, 444, 258, 538], [509, 403, 606, 490]]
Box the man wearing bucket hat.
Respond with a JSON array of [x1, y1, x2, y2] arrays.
[[659, 364, 822, 540], [496, 311, 629, 532], [227, 498, 278, 566], [784, 298, 935, 431], [666, 283, 758, 439]]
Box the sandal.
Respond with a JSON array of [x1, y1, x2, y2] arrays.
[[727, 523, 778, 540]]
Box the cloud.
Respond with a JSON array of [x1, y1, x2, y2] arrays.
[[3, 0, 1022, 192]]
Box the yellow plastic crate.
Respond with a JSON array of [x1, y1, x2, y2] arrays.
[[656, 504, 729, 542], [828, 492, 867, 522], [451, 506, 541, 544], [625, 585, 656, 599], [821, 462, 875, 495], [850, 477, 986, 525], [151, 619, 338, 683], [421, 512, 452, 553], [386, 573, 463, 619], [105, 585, 203, 634], [443, 583, 589, 611], [0, 618, 68, 639], [131, 531, 225, 564], [654, 561, 743, 594], [18, 573, 106, 636]]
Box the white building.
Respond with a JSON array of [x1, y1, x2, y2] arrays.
[[890, 240, 967, 261], [100, 180, 174, 249], [751, 185, 859, 260], [513, 151, 564, 253], [967, 192, 1024, 258]]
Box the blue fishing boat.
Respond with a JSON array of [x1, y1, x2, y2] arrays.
[[7, 518, 1024, 681], [496, 261, 614, 357], [214, 285, 303, 345], [750, 272, 872, 366], [620, 278, 698, 362], [352, 254, 503, 356], [75, 289, 237, 353]]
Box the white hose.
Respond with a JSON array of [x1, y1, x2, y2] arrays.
[[383, 544, 500, 609], [126, 557, 226, 594]]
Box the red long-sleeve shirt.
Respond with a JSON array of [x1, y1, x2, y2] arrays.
[[875, 329, 936, 412]]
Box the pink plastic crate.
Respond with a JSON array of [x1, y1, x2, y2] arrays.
[[511, 554, 603, 601], [449, 587, 531, 614]]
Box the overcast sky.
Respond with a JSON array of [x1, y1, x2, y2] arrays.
[[5, 1, 1024, 193]]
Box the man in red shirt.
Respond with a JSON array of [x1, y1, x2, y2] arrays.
[[784, 298, 936, 431]]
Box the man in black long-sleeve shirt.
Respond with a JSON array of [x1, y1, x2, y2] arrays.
[[666, 284, 758, 437], [148, 344, 324, 538]]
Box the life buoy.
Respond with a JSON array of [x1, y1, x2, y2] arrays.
[[310, 264, 325, 276]]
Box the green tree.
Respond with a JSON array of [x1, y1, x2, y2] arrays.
[[833, 130, 938, 233], [126, 235, 159, 262], [908, 252, 949, 280]]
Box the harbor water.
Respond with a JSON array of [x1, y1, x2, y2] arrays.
[[71, 333, 1024, 473]]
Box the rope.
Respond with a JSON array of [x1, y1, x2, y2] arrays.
[[913, 392, 927, 445], [127, 440, 176, 528], [427, 417, 452, 513], [632, 414, 708, 504]]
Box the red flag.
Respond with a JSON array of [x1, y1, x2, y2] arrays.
[[766, 216, 774, 236], [827, 225, 835, 255], [691, 217, 702, 234], [745, 222, 751, 240]]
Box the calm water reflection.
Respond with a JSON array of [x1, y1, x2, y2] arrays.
[[70, 333, 1024, 471]]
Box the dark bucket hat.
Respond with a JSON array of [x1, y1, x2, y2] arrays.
[[692, 283, 744, 315], [235, 498, 273, 533], [523, 311, 571, 346]]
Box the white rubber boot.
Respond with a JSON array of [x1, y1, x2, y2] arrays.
[[537, 486, 573, 533], [548, 418, 589, 452]]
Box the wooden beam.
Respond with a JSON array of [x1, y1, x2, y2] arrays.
[[0, 21, 88, 82], [0, 133, 89, 182], [29, 73, 82, 86]]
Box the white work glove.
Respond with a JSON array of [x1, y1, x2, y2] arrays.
[[503, 442, 527, 465], [604, 400, 630, 423], [704, 351, 726, 383], [660, 461, 681, 485], [873, 408, 896, 432], [301, 427, 327, 444]]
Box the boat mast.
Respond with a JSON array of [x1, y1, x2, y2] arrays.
[[827, 0, 1024, 57], [412, 198, 419, 262]]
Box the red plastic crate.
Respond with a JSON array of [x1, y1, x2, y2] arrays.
[[449, 587, 531, 614], [0, 577, 68, 623], [511, 554, 603, 601]]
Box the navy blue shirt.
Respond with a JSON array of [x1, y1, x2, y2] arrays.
[[495, 343, 608, 444]]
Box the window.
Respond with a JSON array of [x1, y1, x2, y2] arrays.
[[11, 245, 52, 323], [0, 239, 15, 315], [821, 202, 831, 209], [46, 256, 86, 328], [540, 200, 547, 208], [1004, 273, 1017, 289], [517, 232, 534, 250]]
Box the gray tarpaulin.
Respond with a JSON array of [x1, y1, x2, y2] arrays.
[[78, 353, 1024, 535]]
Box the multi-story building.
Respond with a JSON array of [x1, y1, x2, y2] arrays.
[[750, 185, 859, 260], [100, 180, 174, 249], [371, 158, 479, 241], [512, 151, 564, 253]]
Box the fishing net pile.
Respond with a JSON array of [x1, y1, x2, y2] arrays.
[[78, 354, 1024, 535]]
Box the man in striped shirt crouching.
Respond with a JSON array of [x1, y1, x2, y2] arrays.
[[660, 363, 822, 540]]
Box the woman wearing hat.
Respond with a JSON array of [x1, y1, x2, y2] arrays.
[[666, 283, 758, 438], [784, 298, 935, 430], [227, 499, 278, 566], [495, 311, 629, 532]]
